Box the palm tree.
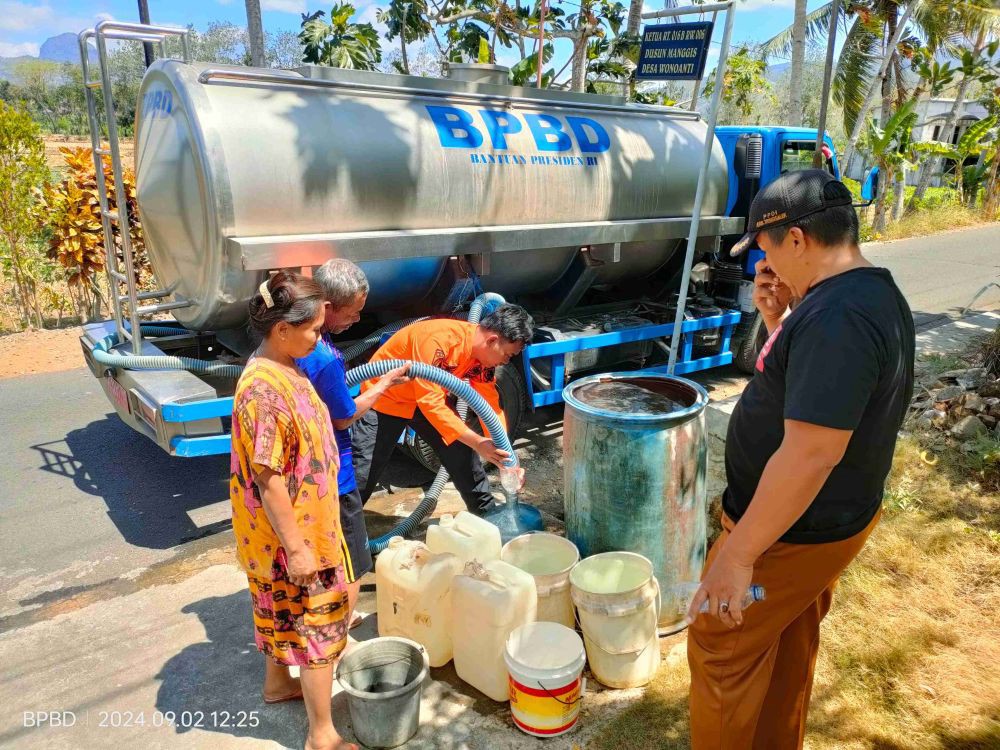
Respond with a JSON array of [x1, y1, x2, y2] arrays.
[[300, 3, 383, 70], [762, 0, 989, 166], [788, 0, 808, 125], [244, 0, 266, 67]]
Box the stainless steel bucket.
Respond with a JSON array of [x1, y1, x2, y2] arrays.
[[336, 636, 429, 748], [562, 373, 709, 632]]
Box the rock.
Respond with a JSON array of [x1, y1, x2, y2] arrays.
[[981, 415, 998, 429], [962, 393, 986, 413], [986, 398, 1000, 419], [915, 409, 939, 430], [937, 368, 989, 389], [910, 398, 933, 412], [957, 368, 989, 390], [933, 385, 966, 404], [930, 409, 950, 429], [950, 407, 971, 421], [980, 380, 1000, 398], [950, 415, 989, 440]]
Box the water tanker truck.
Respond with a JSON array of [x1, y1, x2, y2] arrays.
[[77, 22, 840, 461]]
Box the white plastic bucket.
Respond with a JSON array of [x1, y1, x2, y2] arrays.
[[501, 533, 580, 629], [504, 622, 586, 737], [569, 551, 661, 688]]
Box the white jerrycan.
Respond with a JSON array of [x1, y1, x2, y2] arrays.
[[375, 537, 463, 667], [451, 559, 537, 701], [426, 511, 502, 566]]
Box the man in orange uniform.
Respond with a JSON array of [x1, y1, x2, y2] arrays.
[[352, 304, 534, 515]]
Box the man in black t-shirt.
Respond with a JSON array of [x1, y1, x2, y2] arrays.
[[686, 170, 914, 749]]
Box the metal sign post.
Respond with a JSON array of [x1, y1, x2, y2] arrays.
[[640, 1, 736, 374]]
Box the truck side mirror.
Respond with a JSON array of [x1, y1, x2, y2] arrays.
[[860, 166, 880, 205]]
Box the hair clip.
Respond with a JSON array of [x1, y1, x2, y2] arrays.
[[259, 279, 274, 309]]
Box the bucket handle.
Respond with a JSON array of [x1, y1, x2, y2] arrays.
[[336, 646, 428, 678], [574, 578, 661, 657], [534, 679, 585, 705], [574, 609, 656, 657]]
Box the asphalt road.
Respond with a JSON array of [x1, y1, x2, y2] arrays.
[[1, 224, 998, 625], [865, 224, 1000, 326]]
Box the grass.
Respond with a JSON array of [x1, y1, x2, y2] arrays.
[[878, 204, 986, 242], [587, 437, 1000, 750], [917, 352, 970, 381], [842, 178, 997, 243]]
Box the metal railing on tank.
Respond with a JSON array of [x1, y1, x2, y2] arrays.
[[78, 20, 193, 355]]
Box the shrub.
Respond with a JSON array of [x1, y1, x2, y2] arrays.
[[38, 146, 150, 321]]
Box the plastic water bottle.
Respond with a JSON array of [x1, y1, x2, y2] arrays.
[[499, 465, 521, 499], [674, 582, 767, 622]]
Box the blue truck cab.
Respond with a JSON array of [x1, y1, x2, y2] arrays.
[[714, 126, 841, 275]]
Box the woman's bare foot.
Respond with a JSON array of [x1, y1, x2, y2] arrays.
[[305, 726, 357, 750]]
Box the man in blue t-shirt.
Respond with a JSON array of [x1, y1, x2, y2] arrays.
[[296, 259, 409, 627]]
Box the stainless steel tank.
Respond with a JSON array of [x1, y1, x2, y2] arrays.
[[562, 373, 708, 632], [134, 62, 731, 331]]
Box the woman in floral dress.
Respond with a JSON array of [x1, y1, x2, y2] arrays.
[[230, 270, 356, 750]]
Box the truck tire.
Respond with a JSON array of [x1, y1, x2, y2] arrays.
[[406, 362, 528, 473], [734, 311, 768, 375]]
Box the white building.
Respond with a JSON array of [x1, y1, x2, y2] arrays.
[[846, 97, 989, 186]]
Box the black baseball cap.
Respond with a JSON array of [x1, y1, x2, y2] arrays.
[[729, 169, 854, 257]]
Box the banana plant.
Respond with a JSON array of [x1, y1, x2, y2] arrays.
[[913, 114, 998, 204], [860, 97, 918, 232], [508, 42, 554, 86]]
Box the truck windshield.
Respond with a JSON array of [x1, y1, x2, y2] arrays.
[[780, 140, 835, 176]]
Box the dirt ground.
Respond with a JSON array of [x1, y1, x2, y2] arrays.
[[0, 325, 86, 379], [43, 134, 135, 171]]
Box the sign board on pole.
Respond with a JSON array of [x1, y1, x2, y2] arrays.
[[636, 21, 715, 81]]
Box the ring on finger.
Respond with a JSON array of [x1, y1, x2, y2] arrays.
[[720, 601, 730, 613]]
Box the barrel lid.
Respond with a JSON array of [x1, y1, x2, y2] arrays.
[[563, 373, 708, 423]]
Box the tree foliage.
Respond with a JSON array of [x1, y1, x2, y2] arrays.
[[300, 3, 383, 70], [0, 101, 49, 327], [703, 46, 777, 123]]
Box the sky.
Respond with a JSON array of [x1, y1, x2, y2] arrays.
[[0, 0, 833, 69]]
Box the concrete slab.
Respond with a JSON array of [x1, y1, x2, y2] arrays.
[[0, 562, 677, 749], [914, 311, 1000, 357]]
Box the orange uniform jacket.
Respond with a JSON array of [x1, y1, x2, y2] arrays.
[[363, 319, 507, 445]]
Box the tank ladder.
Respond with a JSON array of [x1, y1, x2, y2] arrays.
[[78, 21, 192, 354]]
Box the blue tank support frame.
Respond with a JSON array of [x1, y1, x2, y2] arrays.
[[127, 308, 740, 457], [520, 310, 741, 408]]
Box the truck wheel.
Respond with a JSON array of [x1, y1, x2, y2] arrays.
[[734, 312, 768, 375], [406, 363, 528, 473]]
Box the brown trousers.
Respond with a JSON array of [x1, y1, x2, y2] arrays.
[[687, 511, 879, 750]]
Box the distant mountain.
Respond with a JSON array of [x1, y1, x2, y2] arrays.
[[0, 33, 95, 84], [39, 33, 93, 64], [766, 62, 790, 81], [0, 56, 36, 83]]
